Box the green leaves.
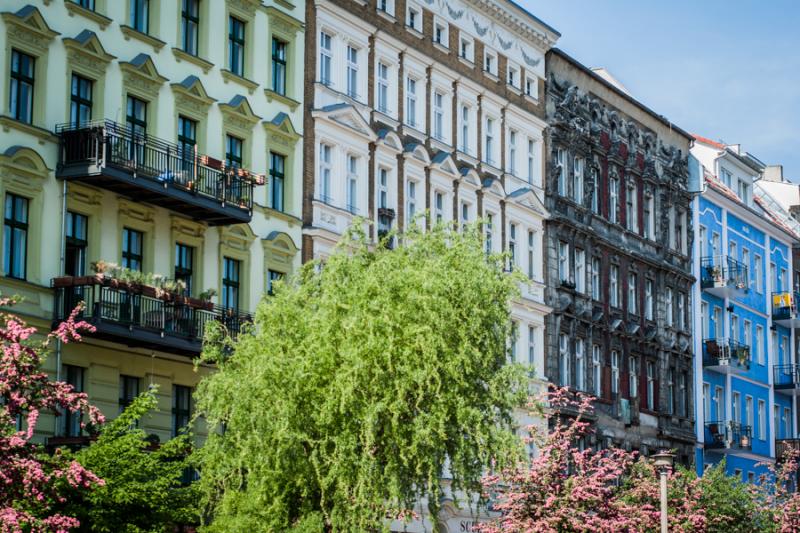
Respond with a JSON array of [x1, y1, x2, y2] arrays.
[[194, 222, 527, 531]]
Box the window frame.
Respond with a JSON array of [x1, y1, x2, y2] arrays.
[[228, 15, 246, 77], [181, 0, 200, 55], [130, 0, 150, 34], [222, 256, 241, 311], [3, 193, 29, 280], [10, 49, 36, 124], [121, 227, 144, 272], [174, 242, 194, 296], [271, 37, 288, 96]]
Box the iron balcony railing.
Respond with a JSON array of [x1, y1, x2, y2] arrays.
[[55, 120, 255, 219], [702, 338, 751, 371], [774, 364, 800, 389], [705, 420, 753, 450], [772, 291, 800, 321], [53, 282, 251, 355], [776, 439, 800, 463], [700, 255, 749, 291]]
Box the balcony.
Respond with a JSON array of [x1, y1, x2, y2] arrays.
[[776, 439, 800, 463], [772, 291, 800, 327], [52, 275, 251, 357], [774, 365, 800, 395], [705, 420, 752, 451], [700, 255, 749, 299], [703, 338, 751, 374], [56, 120, 258, 225]]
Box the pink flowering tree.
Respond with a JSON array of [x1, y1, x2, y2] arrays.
[[0, 298, 104, 532]]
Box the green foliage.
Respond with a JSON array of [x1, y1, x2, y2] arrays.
[[698, 461, 763, 532], [194, 222, 528, 531], [66, 389, 200, 532]]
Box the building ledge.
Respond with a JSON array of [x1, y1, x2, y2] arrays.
[[221, 69, 259, 94], [65, 2, 112, 28], [0, 116, 57, 144], [172, 47, 214, 73], [119, 25, 166, 51], [264, 88, 300, 111]]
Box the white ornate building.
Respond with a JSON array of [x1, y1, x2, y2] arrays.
[[301, 0, 558, 528]]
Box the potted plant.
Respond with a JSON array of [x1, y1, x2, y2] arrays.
[[198, 288, 217, 311]]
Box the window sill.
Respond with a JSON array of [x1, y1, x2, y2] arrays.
[[221, 69, 259, 94], [377, 9, 396, 22], [274, 0, 297, 10], [120, 25, 166, 51], [406, 25, 424, 39], [0, 115, 58, 144], [484, 71, 500, 83], [524, 94, 540, 105], [172, 48, 214, 74], [264, 88, 300, 112], [433, 41, 449, 54], [459, 56, 475, 68], [65, 2, 112, 28]]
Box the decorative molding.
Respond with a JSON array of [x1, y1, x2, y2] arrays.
[[63, 31, 115, 79], [119, 54, 167, 100], [220, 69, 259, 95], [220, 224, 256, 253], [171, 76, 216, 119], [118, 198, 155, 225], [171, 215, 207, 239], [264, 89, 301, 112], [264, 6, 304, 36], [2, 6, 59, 55], [171, 47, 214, 73], [64, 2, 112, 28], [262, 231, 299, 270], [0, 146, 49, 195], [227, 0, 261, 18], [220, 95, 261, 136], [119, 25, 167, 51], [0, 116, 57, 145], [262, 112, 301, 148]]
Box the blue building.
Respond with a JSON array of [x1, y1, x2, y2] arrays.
[[692, 135, 798, 482]]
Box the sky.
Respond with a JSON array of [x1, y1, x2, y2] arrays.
[[520, 0, 800, 180]]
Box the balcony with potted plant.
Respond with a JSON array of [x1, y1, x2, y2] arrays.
[[51, 261, 251, 356], [700, 255, 749, 299], [702, 337, 751, 374]]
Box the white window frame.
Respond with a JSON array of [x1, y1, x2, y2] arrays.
[[508, 222, 517, 266], [666, 287, 674, 327], [575, 248, 585, 294], [484, 49, 497, 76], [377, 61, 390, 114], [756, 325, 764, 365], [557, 149, 567, 196], [484, 117, 495, 166], [559, 333, 570, 387], [346, 44, 359, 99], [626, 183, 637, 232], [591, 257, 600, 300], [754, 254, 763, 293], [407, 179, 418, 223], [647, 361, 655, 410], [527, 230, 536, 280], [508, 129, 517, 176], [433, 17, 448, 47], [610, 265, 619, 307], [758, 399, 766, 440], [573, 156, 584, 204], [592, 345, 602, 397], [405, 76, 418, 128], [645, 279, 654, 321], [459, 35, 474, 62], [319, 143, 332, 202], [319, 31, 333, 86], [628, 272, 638, 315], [524, 75, 538, 99], [346, 154, 359, 214], [460, 105, 471, 154], [575, 339, 585, 391], [609, 177, 619, 223], [507, 61, 520, 89], [611, 350, 620, 395], [433, 90, 445, 141], [558, 241, 570, 284], [377, 0, 395, 16], [406, 3, 421, 32], [629, 356, 638, 398], [527, 138, 536, 184]]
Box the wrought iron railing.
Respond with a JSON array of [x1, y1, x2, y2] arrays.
[[705, 420, 752, 450], [775, 364, 800, 389], [702, 338, 751, 371], [700, 255, 749, 292], [55, 120, 255, 213], [772, 291, 800, 321]]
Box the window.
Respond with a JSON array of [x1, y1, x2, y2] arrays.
[[575, 340, 585, 391], [591, 166, 600, 214], [527, 231, 536, 280], [65, 211, 88, 277], [267, 270, 283, 295], [222, 257, 240, 311], [668, 370, 675, 415], [319, 32, 332, 85], [781, 267, 788, 292], [772, 330, 778, 363], [507, 223, 516, 265], [434, 19, 448, 46], [181, 0, 200, 55], [679, 372, 687, 417], [758, 399, 766, 440], [63, 365, 85, 437], [713, 306, 722, 338], [174, 243, 194, 296], [271, 38, 287, 95], [644, 194, 654, 239], [733, 391, 741, 423], [228, 16, 245, 77], [745, 396, 753, 430], [754, 255, 763, 293], [484, 50, 497, 76], [629, 356, 638, 398], [226, 135, 243, 169], [647, 361, 655, 410], [626, 184, 637, 232], [559, 334, 570, 387], [527, 139, 536, 184], [721, 168, 732, 187], [406, 4, 421, 31], [711, 231, 720, 257], [509, 322, 518, 362], [433, 91, 444, 140], [556, 149, 567, 196], [713, 386, 723, 420], [700, 301, 709, 339], [119, 375, 140, 413], [3, 194, 28, 280], [346, 156, 358, 214], [172, 385, 192, 437], [508, 130, 517, 175], [460, 105, 470, 153], [573, 157, 584, 204], [73, 0, 95, 9], [484, 118, 494, 165], [459, 36, 473, 62], [665, 287, 674, 327], [270, 152, 285, 212], [756, 325, 764, 365], [738, 180, 751, 204], [528, 326, 536, 368], [628, 272, 638, 315], [460, 202, 470, 227], [611, 350, 620, 395], [177, 116, 197, 164], [126, 95, 147, 137], [10, 50, 35, 125], [645, 279, 654, 320], [771, 262, 777, 292], [558, 241, 569, 284], [407, 181, 417, 220], [377, 63, 390, 113], [377, 0, 394, 15], [121, 228, 143, 272], [525, 75, 537, 99], [784, 408, 791, 439], [677, 292, 686, 330], [609, 176, 619, 223], [346, 46, 359, 99], [702, 383, 710, 420], [782, 336, 790, 367], [69, 74, 92, 126], [507, 64, 519, 88], [130, 0, 149, 33], [319, 144, 332, 202], [731, 314, 739, 343], [591, 257, 600, 300], [575, 249, 585, 293], [405, 77, 417, 127], [610, 265, 619, 307], [378, 167, 389, 209], [592, 345, 602, 397], [485, 213, 493, 254]]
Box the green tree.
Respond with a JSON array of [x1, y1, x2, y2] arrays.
[[65, 390, 200, 532], [194, 222, 528, 531]]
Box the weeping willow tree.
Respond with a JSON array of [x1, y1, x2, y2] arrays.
[[193, 222, 528, 532]]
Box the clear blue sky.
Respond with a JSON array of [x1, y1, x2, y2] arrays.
[[521, 0, 800, 180]]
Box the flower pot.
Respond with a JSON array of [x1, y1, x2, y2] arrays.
[[52, 276, 75, 288]]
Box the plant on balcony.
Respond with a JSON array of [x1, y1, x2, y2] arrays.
[[198, 288, 217, 303], [0, 298, 105, 532]]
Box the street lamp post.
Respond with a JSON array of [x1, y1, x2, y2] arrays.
[[652, 451, 675, 533]]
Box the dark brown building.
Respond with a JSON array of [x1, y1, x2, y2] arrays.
[[544, 49, 696, 462]]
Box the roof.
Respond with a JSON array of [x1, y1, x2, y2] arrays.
[[505, 0, 561, 38], [548, 48, 692, 142], [694, 133, 764, 174], [692, 134, 726, 151]]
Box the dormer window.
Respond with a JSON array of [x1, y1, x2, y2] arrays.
[[738, 179, 751, 205], [434, 18, 448, 47]]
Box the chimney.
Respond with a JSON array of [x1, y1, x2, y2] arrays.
[[763, 165, 784, 182], [728, 144, 742, 155]]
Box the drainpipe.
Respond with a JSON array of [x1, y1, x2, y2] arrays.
[[55, 180, 68, 383]]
